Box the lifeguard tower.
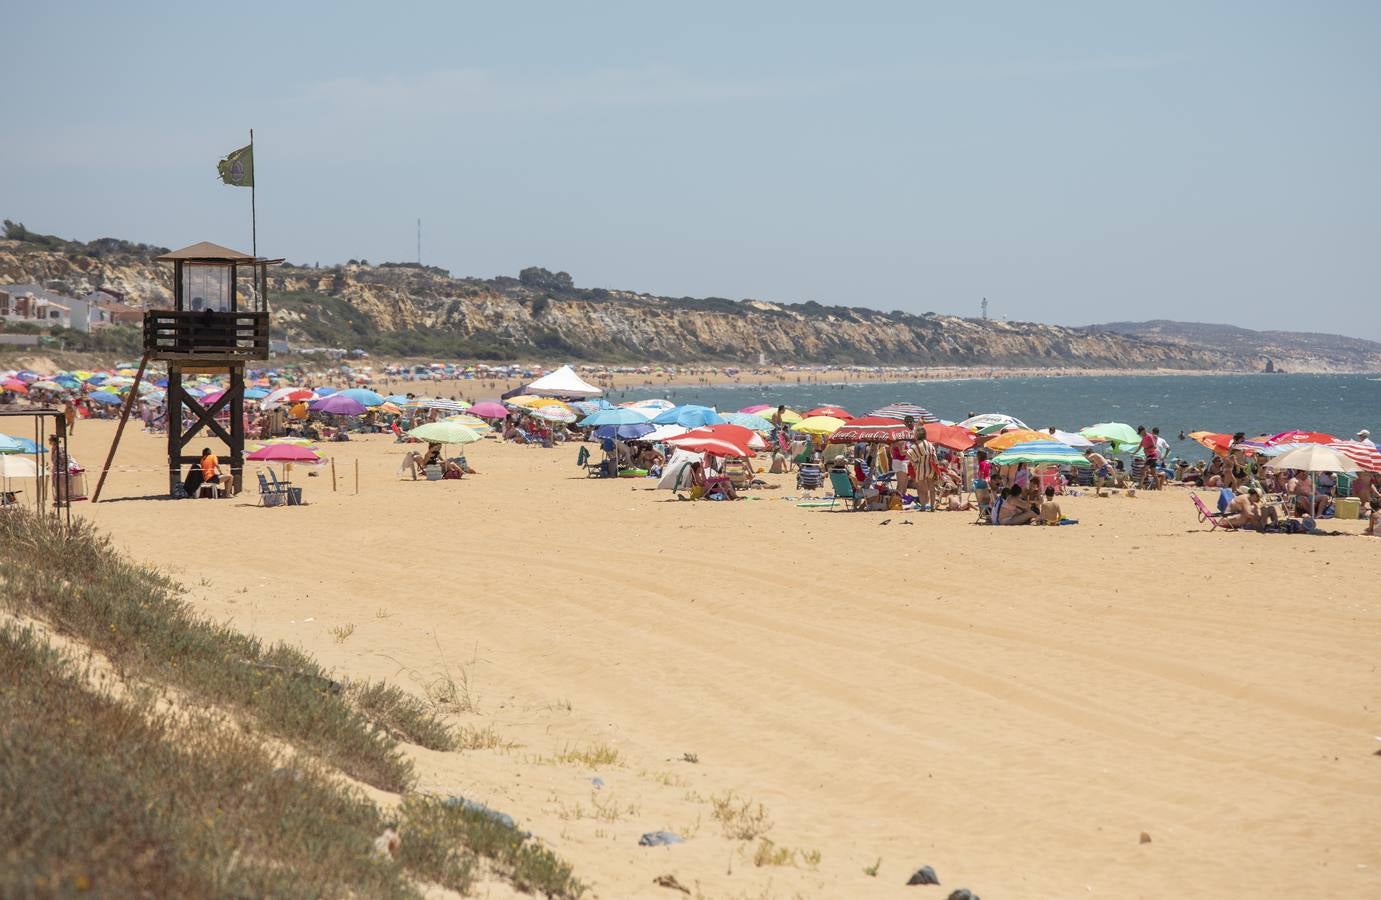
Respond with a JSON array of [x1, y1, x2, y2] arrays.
[[92, 241, 280, 500]]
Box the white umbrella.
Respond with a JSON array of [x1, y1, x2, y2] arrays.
[[0, 454, 37, 507], [1047, 429, 1094, 449], [643, 424, 691, 443], [1263, 444, 1356, 473], [1264, 444, 1355, 518]]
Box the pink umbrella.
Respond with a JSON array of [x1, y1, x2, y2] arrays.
[[739, 404, 774, 414], [246, 443, 323, 463], [466, 401, 509, 419]]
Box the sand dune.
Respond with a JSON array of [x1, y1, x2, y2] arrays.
[[62, 419, 1380, 899]]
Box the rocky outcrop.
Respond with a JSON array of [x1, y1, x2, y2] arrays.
[[0, 236, 1224, 368]]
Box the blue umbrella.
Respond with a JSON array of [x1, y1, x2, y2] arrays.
[[722, 412, 775, 431], [244, 386, 270, 399], [315, 386, 338, 397], [580, 407, 652, 427], [651, 405, 725, 427], [595, 423, 655, 440], [339, 387, 384, 407], [0, 434, 29, 453], [88, 391, 123, 406], [384, 394, 410, 404]]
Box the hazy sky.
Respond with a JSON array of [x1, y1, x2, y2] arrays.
[[4, 2, 1379, 337]]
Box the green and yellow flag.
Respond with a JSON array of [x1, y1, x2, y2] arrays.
[[217, 143, 254, 187]]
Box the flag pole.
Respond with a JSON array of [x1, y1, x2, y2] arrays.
[[249, 129, 257, 259]]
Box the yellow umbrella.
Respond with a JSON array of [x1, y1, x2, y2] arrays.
[[771, 408, 803, 425], [794, 415, 846, 436], [984, 428, 1052, 451], [525, 397, 573, 411]]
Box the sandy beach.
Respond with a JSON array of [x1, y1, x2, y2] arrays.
[[61, 419, 1381, 899]]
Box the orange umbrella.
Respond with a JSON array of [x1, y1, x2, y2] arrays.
[[983, 429, 1052, 451], [1189, 431, 1233, 456]]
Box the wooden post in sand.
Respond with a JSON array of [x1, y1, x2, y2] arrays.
[[354, 458, 359, 495], [331, 457, 337, 492]]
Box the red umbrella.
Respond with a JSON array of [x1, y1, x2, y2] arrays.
[[667, 435, 753, 457], [2, 378, 28, 393], [1266, 430, 1338, 445], [1328, 440, 1381, 472], [803, 405, 853, 420], [918, 422, 978, 452], [695, 423, 768, 450], [827, 416, 912, 444]]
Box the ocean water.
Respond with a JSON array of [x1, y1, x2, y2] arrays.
[[608, 374, 1381, 462]]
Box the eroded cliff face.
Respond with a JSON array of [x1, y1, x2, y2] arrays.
[[0, 240, 1219, 368]]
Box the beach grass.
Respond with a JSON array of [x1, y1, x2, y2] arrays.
[[0, 510, 584, 898], [0, 510, 418, 792]]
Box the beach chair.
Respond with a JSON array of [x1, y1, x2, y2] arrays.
[[828, 469, 858, 510], [796, 462, 824, 492], [722, 457, 753, 491], [267, 469, 302, 506], [1192, 493, 1235, 531], [256, 471, 289, 507], [576, 445, 605, 477], [196, 481, 221, 499]]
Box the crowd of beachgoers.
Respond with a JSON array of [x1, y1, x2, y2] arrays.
[[2, 361, 1377, 535]]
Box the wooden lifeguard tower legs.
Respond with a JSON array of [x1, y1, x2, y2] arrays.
[[166, 362, 246, 494], [91, 353, 148, 504]]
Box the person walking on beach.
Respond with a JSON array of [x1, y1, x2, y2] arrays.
[[910, 421, 937, 510], [1137, 425, 1158, 489]]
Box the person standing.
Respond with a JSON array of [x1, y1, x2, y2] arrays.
[[1137, 425, 1158, 489], [910, 422, 938, 510], [62, 399, 76, 435]]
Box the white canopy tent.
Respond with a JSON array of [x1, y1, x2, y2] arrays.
[[524, 365, 602, 399]]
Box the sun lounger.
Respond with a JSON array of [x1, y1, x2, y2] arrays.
[[723, 458, 754, 491]]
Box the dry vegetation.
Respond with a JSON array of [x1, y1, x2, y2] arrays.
[[0, 510, 583, 899]]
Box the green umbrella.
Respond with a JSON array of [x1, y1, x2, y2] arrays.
[[408, 421, 482, 445], [1080, 422, 1139, 449]]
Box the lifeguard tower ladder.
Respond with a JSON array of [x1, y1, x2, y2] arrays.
[[92, 241, 280, 500]]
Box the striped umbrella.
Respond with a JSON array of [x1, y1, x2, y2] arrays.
[[1327, 440, 1381, 472], [528, 405, 577, 424], [405, 397, 468, 412], [870, 403, 939, 423], [958, 413, 1027, 431], [992, 440, 1091, 467]]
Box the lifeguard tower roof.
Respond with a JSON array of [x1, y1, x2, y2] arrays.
[[157, 241, 282, 264]]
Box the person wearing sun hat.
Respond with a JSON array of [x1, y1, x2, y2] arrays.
[[1357, 429, 1374, 449]]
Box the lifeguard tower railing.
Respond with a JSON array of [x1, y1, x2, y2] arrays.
[[143, 309, 270, 360]]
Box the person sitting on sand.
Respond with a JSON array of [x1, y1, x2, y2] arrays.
[[1366, 499, 1380, 536], [996, 485, 1038, 525], [1038, 486, 1063, 525], [1223, 488, 1280, 530], [409, 442, 442, 477], [689, 460, 738, 501]]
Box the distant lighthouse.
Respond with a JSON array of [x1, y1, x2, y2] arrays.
[[981, 297, 988, 320]]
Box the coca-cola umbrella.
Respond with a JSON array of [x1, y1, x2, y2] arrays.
[[827, 416, 912, 444], [1266, 430, 1338, 446]]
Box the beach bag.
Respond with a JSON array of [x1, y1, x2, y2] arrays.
[[887, 494, 903, 511]]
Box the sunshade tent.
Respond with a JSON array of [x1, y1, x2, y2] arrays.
[[523, 365, 602, 399], [991, 441, 1091, 467]]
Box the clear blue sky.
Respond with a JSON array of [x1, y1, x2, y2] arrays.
[[4, 2, 1379, 337]]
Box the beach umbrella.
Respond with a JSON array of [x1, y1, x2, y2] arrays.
[[1326, 440, 1381, 473], [1266, 430, 1338, 446], [984, 428, 1054, 452], [992, 441, 1092, 468], [309, 394, 366, 416], [1044, 429, 1094, 449], [918, 422, 978, 452], [30, 380, 63, 391], [443, 414, 492, 431], [1263, 444, 1356, 473], [794, 415, 847, 436], [827, 416, 912, 444], [405, 397, 468, 412], [738, 404, 774, 414], [721, 412, 775, 432], [2, 378, 28, 392], [595, 423, 655, 441], [958, 413, 1027, 431], [625, 398, 675, 415], [643, 424, 691, 443], [581, 407, 653, 427], [696, 423, 769, 450], [246, 442, 326, 481], [520, 396, 573, 411], [338, 388, 384, 407], [651, 405, 726, 427], [87, 391, 122, 406], [314, 386, 338, 397], [804, 406, 853, 420], [529, 406, 577, 424], [667, 431, 754, 457], [0, 434, 28, 454], [466, 401, 510, 419], [1080, 422, 1139, 448], [408, 421, 483, 445], [1190, 431, 1233, 456], [0, 454, 37, 478], [870, 403, 939, 423]]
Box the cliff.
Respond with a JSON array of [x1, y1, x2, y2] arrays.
[[0, 226, 1228, 369], [1089, 320, 1381, 374]]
